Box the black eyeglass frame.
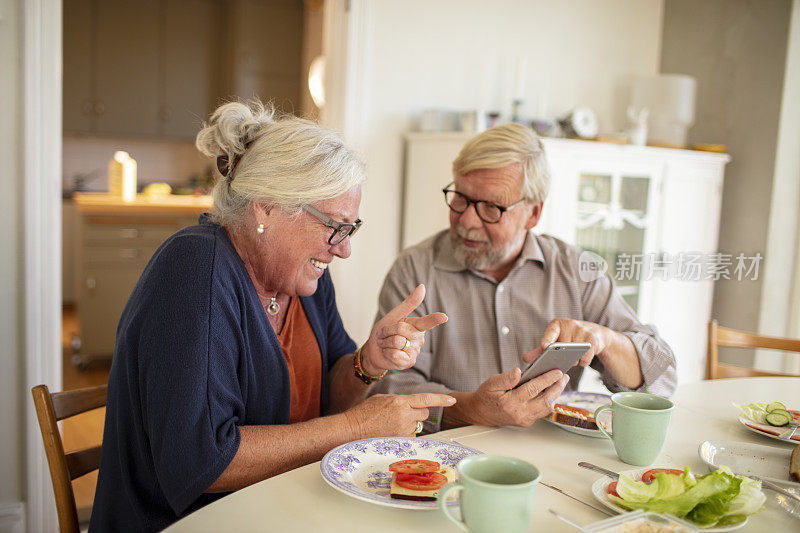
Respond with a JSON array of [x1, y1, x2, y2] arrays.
[[302, 205, 363, 245], [441, 182, 527, 224]]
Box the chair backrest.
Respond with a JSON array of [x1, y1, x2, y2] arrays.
[[31, 384, 107, 533], [706, 320, 800, 379]]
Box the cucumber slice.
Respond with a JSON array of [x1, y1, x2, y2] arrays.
[[769, 409, 792, 420], [766, 402, 787, 412], [765, 412, 791, 426]]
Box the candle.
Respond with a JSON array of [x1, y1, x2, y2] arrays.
[[514, 57, 527, 101]]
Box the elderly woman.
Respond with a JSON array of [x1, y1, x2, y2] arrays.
[[89, 100, 454, 532]]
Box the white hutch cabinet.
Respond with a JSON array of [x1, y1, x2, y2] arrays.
[[402, 133, 729, 386]]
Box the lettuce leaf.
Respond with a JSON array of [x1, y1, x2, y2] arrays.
[[610, 466, 764, 528], [721, 473, 766, 518], [611, 469, 734, 519], [733, 402, 769, 424], [615, 468, 694, 503], [684, 475, 741, 526]]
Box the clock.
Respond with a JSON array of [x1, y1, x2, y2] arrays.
[[558, 108, 599, 139]]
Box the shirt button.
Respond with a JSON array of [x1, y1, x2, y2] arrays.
[[497, 285, 504, 293], [501, 326, 510, 335]]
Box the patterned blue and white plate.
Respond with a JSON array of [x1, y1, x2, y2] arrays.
[[320, 437, 483, 510], [543, 390, 612, 438]]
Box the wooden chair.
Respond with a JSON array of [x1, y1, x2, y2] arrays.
[[31, 384, 107, 533], [707, 320, 800, 379]]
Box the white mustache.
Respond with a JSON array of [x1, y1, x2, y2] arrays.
[[455, 227, 488, 243]]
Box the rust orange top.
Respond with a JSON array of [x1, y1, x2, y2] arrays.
[[276, 297, 322, 423]]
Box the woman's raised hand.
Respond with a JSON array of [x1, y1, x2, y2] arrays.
[[362, 284, 447, 374]]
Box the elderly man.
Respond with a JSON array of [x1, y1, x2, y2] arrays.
[[371, 123, 676, 433]]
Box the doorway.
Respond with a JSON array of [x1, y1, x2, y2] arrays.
[[58, 0, 325, 524]]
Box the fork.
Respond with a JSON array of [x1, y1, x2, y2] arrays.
[[777, 421, 799, 440], [748, 475, 800, 505]]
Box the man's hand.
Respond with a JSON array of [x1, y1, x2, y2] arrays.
[[523, 318, 642, 389], [523, 319, 612, 368], [454, 368, 570, 427], [362, 284, 447, 375]]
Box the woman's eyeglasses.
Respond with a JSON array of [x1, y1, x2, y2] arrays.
[[442, 182, 525, 223], [303, 205, 362, 245]]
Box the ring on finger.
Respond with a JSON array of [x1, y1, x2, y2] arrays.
[[402, 338, 411, 353], [415, 421, 423, 434]]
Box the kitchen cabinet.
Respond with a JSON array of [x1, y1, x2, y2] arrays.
[[402, 133, 729, 386], [94, 0, 160, 136], [161, 0, 219, 138], [63, 0, 218, 139], [72, 193, 213, 367]]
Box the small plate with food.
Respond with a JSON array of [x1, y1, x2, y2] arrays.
[[320, 436, 482, 510], [544, 390, 611, 438], [591, 466, 764, 531], [734, 402, 800, 444]]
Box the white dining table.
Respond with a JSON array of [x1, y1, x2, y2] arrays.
[[166, 377, 799, 532]]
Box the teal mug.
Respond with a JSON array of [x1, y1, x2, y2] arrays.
[[594, 392, 674, 466], [437, 454, 540, 533]]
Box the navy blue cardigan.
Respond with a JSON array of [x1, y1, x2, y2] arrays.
[[89, 216, 357, 532]]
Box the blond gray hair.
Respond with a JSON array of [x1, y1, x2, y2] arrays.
[[195, 99, 365, 227], [452, 123, 550, 204]]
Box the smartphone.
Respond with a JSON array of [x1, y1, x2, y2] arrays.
[[515, 342, 592, 388]]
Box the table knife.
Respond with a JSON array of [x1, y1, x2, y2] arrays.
[[540, 480, 614, 516], [578, 461, 619, 480]]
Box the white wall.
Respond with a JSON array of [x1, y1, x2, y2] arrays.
[[331, 0, 665, 342], [758, 0, 800, 373], [0, 0, 23, 520], [660, 0, 793, 368]]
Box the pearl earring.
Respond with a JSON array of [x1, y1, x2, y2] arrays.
[[257, 223, 265, 234]]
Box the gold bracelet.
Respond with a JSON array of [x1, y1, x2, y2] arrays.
[[353, 345, 387, 385]]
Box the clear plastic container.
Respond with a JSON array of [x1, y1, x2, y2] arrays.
[[583, 510, 698, 533]]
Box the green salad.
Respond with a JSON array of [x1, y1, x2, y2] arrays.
[[734, 401, 795, 426], [610, 466, 765, 528]]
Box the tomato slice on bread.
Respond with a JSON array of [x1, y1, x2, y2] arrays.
[[395, 471, 447, 491], [554, 404, 595, 419], [641, 468, 684, 484], [389, 459, 440, 474]]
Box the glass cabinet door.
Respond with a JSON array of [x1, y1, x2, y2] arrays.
[[574, 169, 660, 316]]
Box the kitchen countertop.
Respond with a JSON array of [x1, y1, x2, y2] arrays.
[[73, 192, 214, 216]]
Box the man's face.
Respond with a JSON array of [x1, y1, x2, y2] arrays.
[[448, 163, 539, 271]]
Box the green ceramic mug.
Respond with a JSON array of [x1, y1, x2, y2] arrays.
[[594, 392, 674, 466], [437, 454, 540, 533]]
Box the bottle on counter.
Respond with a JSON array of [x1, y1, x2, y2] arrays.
[[108, 151, 137, 202]]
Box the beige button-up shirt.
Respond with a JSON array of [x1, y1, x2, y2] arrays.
[[371, 230, 677, 433]]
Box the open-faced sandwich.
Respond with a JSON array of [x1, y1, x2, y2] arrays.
[[548, 403, 598, 430], [388, 459, 454, 501]]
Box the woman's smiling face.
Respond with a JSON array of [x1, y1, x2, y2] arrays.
[[257, 185, 362, 297]]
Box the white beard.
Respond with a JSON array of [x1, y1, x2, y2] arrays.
[[450, 226, 526, 270]]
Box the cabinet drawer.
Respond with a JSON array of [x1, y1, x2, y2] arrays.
[[79, 265, 145, 357], [83, 223, 178, 245]]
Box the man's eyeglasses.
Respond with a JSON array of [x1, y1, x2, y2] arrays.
[[303, 205, 363, 245], [442, 182, 526, 224]]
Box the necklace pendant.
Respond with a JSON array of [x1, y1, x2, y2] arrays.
[[267, 295, 280, 316]]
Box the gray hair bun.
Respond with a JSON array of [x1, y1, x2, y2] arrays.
[[195, 100, 276, 160]]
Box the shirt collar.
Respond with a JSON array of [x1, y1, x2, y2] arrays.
[[434, 229, 546, 273]]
